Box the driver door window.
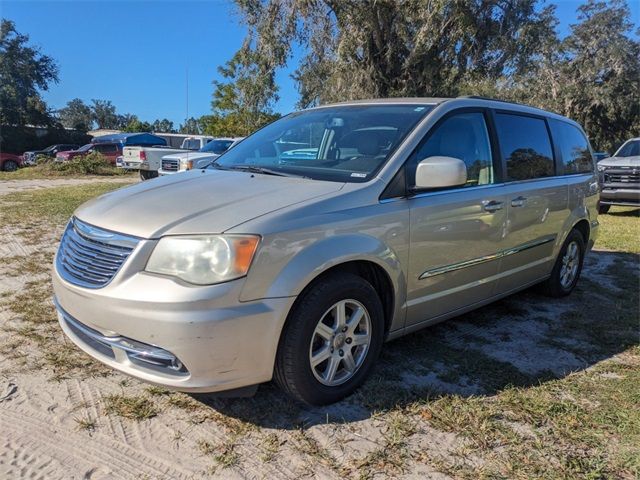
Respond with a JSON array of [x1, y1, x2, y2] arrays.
[[412, 112, 494, 188]]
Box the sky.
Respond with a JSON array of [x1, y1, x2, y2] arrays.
[[2, 0, 639, 127]]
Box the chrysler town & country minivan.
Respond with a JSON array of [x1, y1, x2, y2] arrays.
[[53, 97, 599, 405]]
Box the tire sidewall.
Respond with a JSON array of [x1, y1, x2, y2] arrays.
[[552, 230, 585, 295], [284, 276, 384, 405], [3, 160, 18, 172]]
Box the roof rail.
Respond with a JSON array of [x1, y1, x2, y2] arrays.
[[457, 95, 514, 104]]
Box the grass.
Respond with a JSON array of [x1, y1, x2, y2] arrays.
[[595, 206, 640, 253], [103, 394, 159, 421], [0, 182, 132, 227], [0, 181, 637, 478]]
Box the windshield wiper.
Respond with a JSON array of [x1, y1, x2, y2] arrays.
[[225, 165, 305, 178]]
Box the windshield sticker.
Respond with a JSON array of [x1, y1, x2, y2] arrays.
[[350, 172, 367, 178]]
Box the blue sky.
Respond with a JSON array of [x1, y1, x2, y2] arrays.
[[2, 0, 639, 127]]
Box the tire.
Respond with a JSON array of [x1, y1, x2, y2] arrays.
[[139, 170, 158, 181], [274, 273, 385, 405], [598, 203, 610, 214], [541, 229, 585, 298], [2, 160, 18, 172]]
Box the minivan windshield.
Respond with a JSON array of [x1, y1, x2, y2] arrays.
[[201, 139, 234, 154], [210, 104, 433, 182]]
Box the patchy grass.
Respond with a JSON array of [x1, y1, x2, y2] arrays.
[[103, 394, 158, 421], [74, 415, 97, 434], [596, 206, 640, 253], [0, 182, 130, 227]]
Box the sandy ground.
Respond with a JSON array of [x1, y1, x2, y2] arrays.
[[0, 179, 637, 479]]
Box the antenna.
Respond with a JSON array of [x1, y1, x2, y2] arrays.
[[185, 65, 189, 132]]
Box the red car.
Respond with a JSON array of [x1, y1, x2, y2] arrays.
[[0, 152, 23, 171], [56, 143, 122, 165]]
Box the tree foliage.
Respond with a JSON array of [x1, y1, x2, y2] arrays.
[[152, 118, 175, 133], [201, 54, 281, 137], [228, 0, 639, 151], [91, 99, 120, 129], [58, 98, 94, 131], [231, 0, 557, 108], [509, 0, 640, 151], [0, 19, 58, 126], [179, 117, 202, 135]]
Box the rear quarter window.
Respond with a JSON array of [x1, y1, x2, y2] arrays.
[[495, 113, 555, 181], [549, 119, 593, 174]]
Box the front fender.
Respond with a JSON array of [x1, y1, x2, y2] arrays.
[[240, 234, 406, 327]]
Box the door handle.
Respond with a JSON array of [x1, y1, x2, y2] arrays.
[[483, 200, 504, 213], [511, 196, 527, 207]]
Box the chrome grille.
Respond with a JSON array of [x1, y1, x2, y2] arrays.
[[162, 158, 179, 171], [604, 170, 640, 184], [56, 218, 139, 288]]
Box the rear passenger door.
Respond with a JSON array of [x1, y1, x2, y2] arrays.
[[492, 112, 569, 292], [406, 109, 508, 327]]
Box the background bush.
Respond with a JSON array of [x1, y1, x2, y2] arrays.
[[33, 151, 125, 176]]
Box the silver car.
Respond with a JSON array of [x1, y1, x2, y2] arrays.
[[53, 97, 599, 405]]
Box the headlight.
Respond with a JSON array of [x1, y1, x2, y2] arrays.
[[145, 235, 260, 285], [180, 158, 194, 170], [597, 165, 606, 172]]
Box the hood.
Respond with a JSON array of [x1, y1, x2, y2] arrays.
[[162, 152, 217, 162], [74, 169, 345, 238], [598, 156, 640, 168]]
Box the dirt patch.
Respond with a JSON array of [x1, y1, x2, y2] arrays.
[[0, 183, 638, 479]]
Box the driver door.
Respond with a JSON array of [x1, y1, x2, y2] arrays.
[[405, 110, 508, 327]]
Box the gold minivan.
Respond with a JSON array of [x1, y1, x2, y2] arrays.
[[53, 97, 599, 405]]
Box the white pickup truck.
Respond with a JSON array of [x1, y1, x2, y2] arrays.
[[120, 136, 215, 180], [158, 138, 243, 176]]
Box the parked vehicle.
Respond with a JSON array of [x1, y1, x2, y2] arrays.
[[0, 152, 23, 171], [122, 136, 218, 180], [593, 152, 610, 162], [57, 133, 167, 166], [23, 144, 79, 165], [53, 97, 599, 405], [154, 133, 214, 149], [56, 143, 122, 164], [158, 138, 243, 176], [597, 138, 640, 213]]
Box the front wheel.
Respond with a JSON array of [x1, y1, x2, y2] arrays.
[[2, 160, 18, 172], [274, 273, 384, 405], [541, 229, 585, 297], [139, 170, 158, 181]]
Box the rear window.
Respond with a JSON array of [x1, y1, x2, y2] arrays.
[[495, 113, 554, 181], [550, 120, 593, 174]]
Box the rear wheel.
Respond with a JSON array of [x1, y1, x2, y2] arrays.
[[2, 160, 18, 172], [139, 170, 158, 181], [598, 203, 610, 214], [541, 229, 585, 297], [274, 273, 384, 405]]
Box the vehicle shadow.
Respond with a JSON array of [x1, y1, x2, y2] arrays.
[[192, 250, 639, 428], [607, 207, 639, 217]]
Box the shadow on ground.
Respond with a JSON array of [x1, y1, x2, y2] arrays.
[[193, 250, 639, 429]]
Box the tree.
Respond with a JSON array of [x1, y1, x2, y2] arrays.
[[0, 19, 58, 126], [201, 55, 280, 137], [230, 0, 557, 108], [122, 116, 152, 133], [506, 0, 640, 152], [58, 98, 94, 131], [179, 117, 202, 134], [91, 99, 119, 129], [151, 118, 175, 133]]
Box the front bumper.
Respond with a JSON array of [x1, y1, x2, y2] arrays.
[[52, 261, 295, 392], [600, 186, 640, 206], [157, 168, 180, 176]]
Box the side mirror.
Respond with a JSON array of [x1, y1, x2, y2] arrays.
[[414, 156, 467, 190]]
